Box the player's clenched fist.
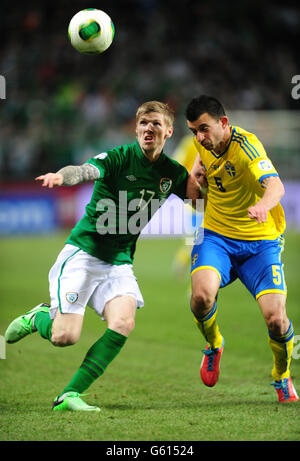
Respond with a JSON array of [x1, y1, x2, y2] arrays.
[[35, 173, 64, 188], [248, 204, 268, 224]]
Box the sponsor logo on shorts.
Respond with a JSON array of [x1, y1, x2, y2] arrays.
[[66, 292, 79, 304]]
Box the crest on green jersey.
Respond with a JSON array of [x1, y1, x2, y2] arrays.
[[159, 178, 172, 194]]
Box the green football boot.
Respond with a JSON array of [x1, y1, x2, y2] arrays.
[[5, 303, 50, 344], [52, 392, 101, 412]]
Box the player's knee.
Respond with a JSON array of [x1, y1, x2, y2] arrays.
[[264, 301, 288, 336], [51, 330, 79, 347], [259, 293, 289, 336], [109, 317, 135, 337], [191, 289, 215, 317], [266, 312, 287, 336]]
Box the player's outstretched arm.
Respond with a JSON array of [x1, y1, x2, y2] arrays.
[[35, 163, 100, 188], [248, 176, 285, 224], [35, 172, 64, 188]]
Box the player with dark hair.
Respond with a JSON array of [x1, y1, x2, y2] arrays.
[[186, 95, 298, 402]]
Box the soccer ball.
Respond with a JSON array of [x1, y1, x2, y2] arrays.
[[68, 8, 115, 55]]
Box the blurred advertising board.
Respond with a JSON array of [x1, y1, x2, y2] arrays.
[[0, 182, 78, 235], [281, 181, 300, 230], [0, 180, 300, 236], [0, 195, 57, 235]]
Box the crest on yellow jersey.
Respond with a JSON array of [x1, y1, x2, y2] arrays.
[[225, 161, 236, 177]]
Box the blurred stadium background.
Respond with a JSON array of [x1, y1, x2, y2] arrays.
[[0, 0, 300, 236]]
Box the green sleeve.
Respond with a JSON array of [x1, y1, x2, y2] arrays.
[[86, 146, 126, 179]]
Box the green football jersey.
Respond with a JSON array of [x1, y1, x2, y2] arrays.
[[66, 141, 189, 265]]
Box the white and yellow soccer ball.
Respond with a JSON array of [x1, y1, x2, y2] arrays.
[[68, 8, 115, 55]]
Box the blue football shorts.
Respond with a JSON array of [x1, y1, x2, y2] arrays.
[[191, 228, 287, 300]]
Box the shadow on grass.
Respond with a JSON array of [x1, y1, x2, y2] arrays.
[[101, 399, 282, 411]]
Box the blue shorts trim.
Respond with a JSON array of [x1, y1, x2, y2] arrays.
[[191, 229, 287, 300]]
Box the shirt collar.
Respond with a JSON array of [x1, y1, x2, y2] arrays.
[[134, 141, 166, 166], [210, 127, 234, 159]]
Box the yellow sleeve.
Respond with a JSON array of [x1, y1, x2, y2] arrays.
[[248, 157, 279, 184], [235, 130, 279, 183]]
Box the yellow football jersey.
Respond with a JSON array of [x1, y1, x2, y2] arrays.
[[194, 126, 286, 240]]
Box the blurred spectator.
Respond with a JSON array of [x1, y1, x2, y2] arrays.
[[0, 0, 299, 180]]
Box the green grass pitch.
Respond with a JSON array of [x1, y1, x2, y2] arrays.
[[0, 231, 299, 441]]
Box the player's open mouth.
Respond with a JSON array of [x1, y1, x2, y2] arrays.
[[144, 135, 154, 142]]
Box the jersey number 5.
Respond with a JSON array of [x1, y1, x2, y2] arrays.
[[214, 176, 226, 192], [272, 265, 282, 285]]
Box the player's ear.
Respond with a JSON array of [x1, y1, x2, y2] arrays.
[[165, 126, 173, 139], [220, 116, 229, 129]]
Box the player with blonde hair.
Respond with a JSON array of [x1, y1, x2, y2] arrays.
[[5, 101, 200, 412]]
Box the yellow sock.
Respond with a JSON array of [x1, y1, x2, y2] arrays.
[[193, 302, 223, 349], [268, 321, 294, 381]]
